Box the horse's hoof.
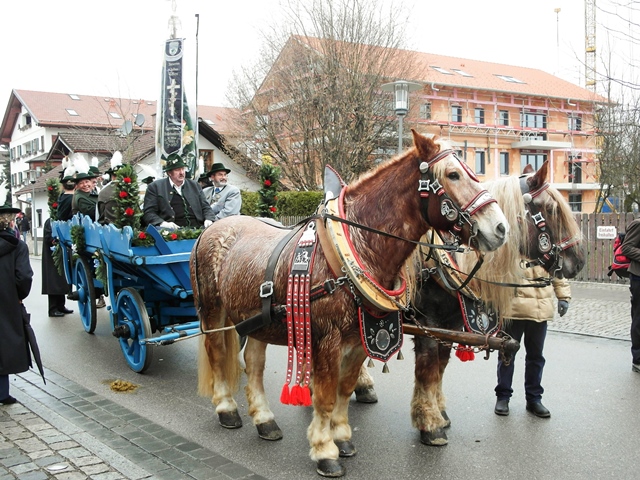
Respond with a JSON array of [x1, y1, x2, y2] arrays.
[[256, 420, 283, 441], [441, 410, 451, 428], [316, 459, 345, 477], [218, 411, 242, 429], [334, 440, 357, 457], [354, 386, 378, 403], [420, 428, 448, 446]]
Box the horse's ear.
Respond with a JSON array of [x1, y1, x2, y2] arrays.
[[522, 164, 534, 174], [526, 161, 550, 190], [411, 129, 438, 158]]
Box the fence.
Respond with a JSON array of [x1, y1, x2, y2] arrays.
[[574, 212, 638, 284], [277, 213, 639, 284]]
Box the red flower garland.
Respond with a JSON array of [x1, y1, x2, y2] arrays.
[[124, 207, 135, 217]]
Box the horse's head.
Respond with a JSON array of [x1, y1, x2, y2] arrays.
[[520, 161, 586, 278], [412, 130, 508, 252]]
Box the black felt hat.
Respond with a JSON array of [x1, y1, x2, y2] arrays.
[[0, 203, 21, 214], [207, 162, 231, 175]]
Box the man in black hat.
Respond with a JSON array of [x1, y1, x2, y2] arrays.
[[97, 165, 122, 225], [143, 155, 215, 229], [203, 162, 242, 221]]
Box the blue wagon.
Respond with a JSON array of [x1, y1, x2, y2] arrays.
[[52, 215, 202, 373]]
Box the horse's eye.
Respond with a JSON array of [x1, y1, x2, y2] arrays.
[[447, 172, 460, 180]]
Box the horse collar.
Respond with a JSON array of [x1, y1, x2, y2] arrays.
[[316, 192, 409, 312]]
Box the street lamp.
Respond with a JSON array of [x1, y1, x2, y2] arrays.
[[29, 171, 38, 256], [381, 80, 422, 154]]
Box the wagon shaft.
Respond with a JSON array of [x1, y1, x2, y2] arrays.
[[402, 323, 520, 358]]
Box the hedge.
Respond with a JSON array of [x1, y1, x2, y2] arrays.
[[240, 190, 324, 217]]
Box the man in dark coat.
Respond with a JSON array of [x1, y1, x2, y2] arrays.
[[42, 218, 73, 317], [0, 204, 34, 404], [57, 176, 76, 221], [142, 155, 215, 229]]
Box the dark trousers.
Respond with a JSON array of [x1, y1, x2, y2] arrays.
[[48, 294, 66, 315], [496, 320, 548, 403], [0, 374, 9, 399], [629, 275, 640, 364]]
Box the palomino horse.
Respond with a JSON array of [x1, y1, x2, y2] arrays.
[[398, 161, 585, 446], [191, 130, 509, 477]]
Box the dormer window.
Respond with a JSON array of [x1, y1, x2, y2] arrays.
[[431, 66, 453, 75]]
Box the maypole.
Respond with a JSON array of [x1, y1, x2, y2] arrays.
[[157, 0, 197, 176]]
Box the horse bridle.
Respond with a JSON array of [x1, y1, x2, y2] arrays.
[[519, 175, 580, 274], [418, 149, 497, 245]]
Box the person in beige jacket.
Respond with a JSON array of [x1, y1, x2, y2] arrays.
[[494, 264, 571, 418]]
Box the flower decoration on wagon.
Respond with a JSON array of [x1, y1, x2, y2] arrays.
[[46, 177, 61, 221], [258, 156, 281, 219]]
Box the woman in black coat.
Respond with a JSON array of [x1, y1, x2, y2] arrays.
[[0, 205, 34, 404], [42, 218, 72, 317]]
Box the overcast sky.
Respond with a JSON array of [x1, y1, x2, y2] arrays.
[[1, 0, 635, 111]]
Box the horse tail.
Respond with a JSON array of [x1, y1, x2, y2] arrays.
[[192, 228, 242, 398], [197, 312, 242, 397]]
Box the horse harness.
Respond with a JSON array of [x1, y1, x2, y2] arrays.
[[519, 175, 581, 274], [239, 151, 499, 404]]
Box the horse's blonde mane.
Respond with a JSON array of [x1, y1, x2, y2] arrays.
[[454, 175, 529, 314]]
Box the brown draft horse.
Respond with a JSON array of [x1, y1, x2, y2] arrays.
[[191, 130, 509, 477], [356, 161, 585, 447]]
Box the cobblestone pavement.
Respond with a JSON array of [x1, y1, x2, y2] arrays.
[[0, 280, 632, 480]]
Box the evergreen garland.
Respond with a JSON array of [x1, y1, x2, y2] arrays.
[[257, 160, 281, 218], [112, 164, 143, 231], [46, 177, 61, 221]]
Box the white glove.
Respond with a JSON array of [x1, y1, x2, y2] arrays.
[[159, 221, 179, 230], [204, 220, 213, 228]]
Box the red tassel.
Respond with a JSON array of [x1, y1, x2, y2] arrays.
[[300, 386, 312, 406], [280, 384, 291, 405], [290, 385, 302, 405], [455, 346, 475, 362]]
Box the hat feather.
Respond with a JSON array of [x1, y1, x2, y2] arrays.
[[110, 151, 123, 169], [71, 152, 90, 175]]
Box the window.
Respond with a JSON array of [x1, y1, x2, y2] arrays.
[[495, 74, 526, 84], [22, 113, 32, 127], [40, 135, 45, 151], [66, 109, 79, 116], [474, 108, 485, 124], [520, 111, 547, 129], [431, 66, 453, 75], [475, 151, 486, 175], [568, 193, 582, 212], [568, 115, 582, 131], [568, 156, 583, 183], [500, 152, 509, 175], [521, 153, 547, 172], [69, 94, 81, 100], [451, 68, 473, 77], [420, 103, 432, 120], [109, 112, 122, 119], [451, 105, 462, 122], [499, 110, 509, 126]]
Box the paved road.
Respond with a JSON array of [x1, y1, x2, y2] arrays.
[[2, 258, 638, 480]]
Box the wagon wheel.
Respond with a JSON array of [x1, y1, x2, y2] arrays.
[[113, 287, 153, 373], [74, 257, 97, 334]]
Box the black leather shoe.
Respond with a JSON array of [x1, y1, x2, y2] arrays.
[[494, 399, 509, 416], [61, 307, 74, 314], [526, 402, 551, 418], [0, 395, 17, 405], [48, 311, 65, 317]]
